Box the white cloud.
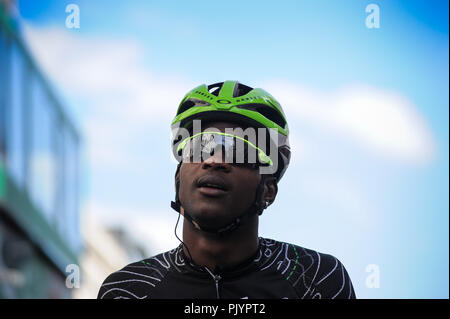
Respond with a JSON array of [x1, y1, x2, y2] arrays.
[[22, 24, 193, 170], [83, 201, 180, 256], [264, 80, 436, 165], [23, 24, 192, 123]]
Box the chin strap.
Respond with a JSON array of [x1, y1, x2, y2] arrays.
[[170, 163, 267, 237]]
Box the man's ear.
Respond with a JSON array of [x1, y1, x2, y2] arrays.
[[263, 176, 278, 206]]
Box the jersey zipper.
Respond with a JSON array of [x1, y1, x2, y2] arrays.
[[204, 267, 222, 299]]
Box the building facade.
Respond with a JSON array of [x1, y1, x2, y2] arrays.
[[0, 2, 82, 298], [74, 214, 149, 299]]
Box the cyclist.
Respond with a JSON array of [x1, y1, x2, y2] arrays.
[[98, 81, 356, 299]]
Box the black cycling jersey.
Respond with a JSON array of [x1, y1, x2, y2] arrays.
[[98, 237, 356, 299]]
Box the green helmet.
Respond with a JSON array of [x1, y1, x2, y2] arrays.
[[171, 80, 291, 182]]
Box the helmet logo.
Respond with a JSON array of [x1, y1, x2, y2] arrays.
[[217, 99, 231, 104], [216, 99, 233, 110]]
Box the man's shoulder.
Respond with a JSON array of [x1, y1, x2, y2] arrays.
[[97, 247, 180, 299], [259, 237, 340, 268], [259, 237, 356, 299]]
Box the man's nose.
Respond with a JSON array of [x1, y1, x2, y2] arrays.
[[201, 149, 231, 171]]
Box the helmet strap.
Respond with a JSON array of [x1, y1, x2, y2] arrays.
[[170, 163, 267, 237]]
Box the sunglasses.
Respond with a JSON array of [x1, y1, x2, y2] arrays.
[[177, 131, 273, 168]]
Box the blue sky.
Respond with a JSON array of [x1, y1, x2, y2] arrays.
[[16, 0, 448, 298]]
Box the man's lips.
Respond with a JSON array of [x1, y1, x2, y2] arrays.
[[196, 175, 230, 197], [197, 186, 228, 197]]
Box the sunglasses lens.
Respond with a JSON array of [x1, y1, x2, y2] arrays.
[[180, 132, 270, 167]]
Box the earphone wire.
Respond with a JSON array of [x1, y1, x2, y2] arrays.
[[174, 212, 194, 264]]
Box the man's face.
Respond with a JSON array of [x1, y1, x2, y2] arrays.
[[176, 121, 264, 229]]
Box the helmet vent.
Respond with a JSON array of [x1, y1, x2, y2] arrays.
[[207, 82, 224, 96], [236, 103, 286, 128], [177, 98, 210, 115], [233, 83, 253, 97]]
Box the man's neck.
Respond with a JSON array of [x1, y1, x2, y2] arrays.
[[182, 216, 259, 272]]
